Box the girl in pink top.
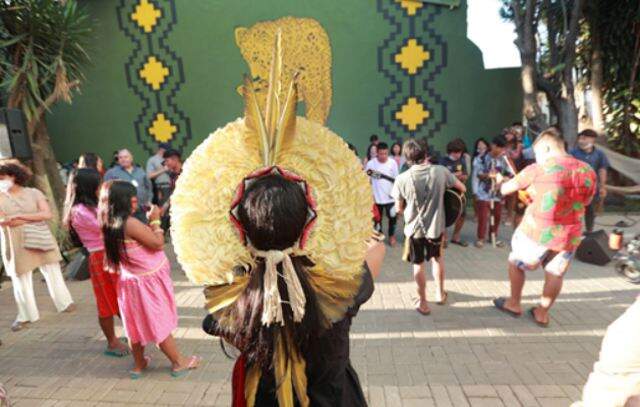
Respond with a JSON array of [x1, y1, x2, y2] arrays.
[[98, 180, 200, 379], [66, 168, 128, 357]]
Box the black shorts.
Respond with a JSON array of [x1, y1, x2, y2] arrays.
[[402, 235, 443, 264]]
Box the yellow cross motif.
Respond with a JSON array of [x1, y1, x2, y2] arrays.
[[395, 97, 430, 131], [149, 113, 177, 142], [139, 56, 169, 91], [395, 38, 430, 75], [131, 0, 161, 33], [396, 0, 423, 16]]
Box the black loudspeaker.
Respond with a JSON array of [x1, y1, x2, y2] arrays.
[[576, 229, 614, 266], [0, 108, 32, 159], [65, 251, 90, 281]]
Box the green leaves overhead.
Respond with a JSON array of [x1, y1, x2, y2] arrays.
[[0, 0, 92, 123]]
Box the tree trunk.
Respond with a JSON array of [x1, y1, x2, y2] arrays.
[[516, 0, 548, 135], [28, 118, 66, 236], [558, 98, 579, 147], [589, 21, 605, 135]]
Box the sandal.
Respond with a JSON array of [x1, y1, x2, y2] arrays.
[[104, 345, 130, 357], [450, 240, 468, 247], [129, 356, 151, 380], [493, 297, 522, 318], [171, 355, 201, 378], [528, 307, 549, 328], [413, 298, 431, 315], [436, 291, 448, 305]]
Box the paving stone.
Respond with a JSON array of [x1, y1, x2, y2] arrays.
[[1, 216, 638, 406]]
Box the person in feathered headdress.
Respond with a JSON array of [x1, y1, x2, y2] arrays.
[[171, 33, 385, 406]]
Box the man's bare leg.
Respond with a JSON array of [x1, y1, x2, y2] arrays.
[[431, 256, 446, 303], [533, 272, 563, 324], [413, 262, 430, 314], [504, 262, 525, 314]]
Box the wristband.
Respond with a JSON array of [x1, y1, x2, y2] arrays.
[[150, 220, 161, 226]]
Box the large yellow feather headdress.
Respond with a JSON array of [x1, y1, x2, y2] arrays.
[[170, 32, 372, 407]]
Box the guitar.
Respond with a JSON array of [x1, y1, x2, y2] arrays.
[[366, 169, 465, 227]]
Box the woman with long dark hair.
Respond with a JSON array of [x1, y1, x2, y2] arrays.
[[68, 168, 128, 356], [203, 174, 384, 405], [98, 180, 199, 378]]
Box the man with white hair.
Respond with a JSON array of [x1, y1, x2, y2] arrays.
[[104, 148, 152, 221]]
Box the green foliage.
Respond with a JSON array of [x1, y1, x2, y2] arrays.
[[0, 0, 92, 123], [578, 1, 640, 155]]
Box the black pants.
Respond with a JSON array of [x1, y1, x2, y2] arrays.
[[585, 200, 597, 233], [375, 203, 396, 238]]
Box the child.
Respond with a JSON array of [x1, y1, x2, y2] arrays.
[[67, 168, 128, 357], [473, 135, 514, 248], [98, 180, 199, 379]]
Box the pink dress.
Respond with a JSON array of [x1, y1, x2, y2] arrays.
[[117, 241, 177, 346]]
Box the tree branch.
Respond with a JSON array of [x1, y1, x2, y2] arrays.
[[27, 80, 80, 135]]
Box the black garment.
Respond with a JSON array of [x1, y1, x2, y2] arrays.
[[375, 203, 396, 238], [439, 156, 467, 176], [403, 235, 443, 264], [203, 266, 374, 407], [585, 198, 598, 233]]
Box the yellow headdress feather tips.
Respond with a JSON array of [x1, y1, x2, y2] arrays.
[[242, 29, 298, 167]]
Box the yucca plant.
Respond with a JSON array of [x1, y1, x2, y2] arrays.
[[0, 0, 92, 226]]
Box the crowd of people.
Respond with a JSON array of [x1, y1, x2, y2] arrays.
[[0, 121, 634, 406], [0, 143, 197, 379]]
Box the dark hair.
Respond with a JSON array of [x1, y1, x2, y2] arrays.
[[491, 135, 507, 148], [78, 153, 100, 170], [222, 175, 325, 371], [347, 143, 358, 156], [73, 169, 101, 208], [163, 149, 182, 160], [473, 138, 489, 158], [98, 180, 137, 268], [578, 129, 598, 139], [366, 144, 377, 161], [391, 142, 402, 156], [369, 134, 379, 143], [376, 142, 389, 151], [446, 138, 466, 154], [402, 139, 427, 164], [512, 121, 523, 127], [0, 162, 31, 186]]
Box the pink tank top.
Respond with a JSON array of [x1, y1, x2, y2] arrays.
[[120, 241, 168, 277], [70, 204, 103, 252]]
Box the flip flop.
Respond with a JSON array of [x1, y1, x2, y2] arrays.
[[104, 345, 130, 357], [436, 291, 448, 305], [493, 297, 522, 318], [450, 240, 469, 247], [528, 307, 549, 328], [171, 355, 202, 378], [129, 356, 151, 380]]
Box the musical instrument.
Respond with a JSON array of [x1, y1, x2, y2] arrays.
[[366, 169, 465, 227], [366, 169, 395, 184]]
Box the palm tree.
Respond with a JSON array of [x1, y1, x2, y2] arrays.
[[0, 0, 91, 226]]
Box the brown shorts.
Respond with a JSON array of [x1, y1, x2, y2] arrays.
[[403, 235, 443, 264]]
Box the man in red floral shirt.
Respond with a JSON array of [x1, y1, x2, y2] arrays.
[[493, 128, 596, 327]]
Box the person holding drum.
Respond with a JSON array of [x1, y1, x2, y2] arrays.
[[392, 139, 466, 315]]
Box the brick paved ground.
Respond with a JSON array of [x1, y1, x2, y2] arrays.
[[1, 214, 639, 406]]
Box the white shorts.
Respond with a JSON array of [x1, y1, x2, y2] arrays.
[[508, 228, 574, 276]]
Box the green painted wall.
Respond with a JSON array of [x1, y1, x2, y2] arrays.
[[48, 0, 522, 164]]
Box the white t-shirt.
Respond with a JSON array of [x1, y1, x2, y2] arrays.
[[366, 158, 399, 205]]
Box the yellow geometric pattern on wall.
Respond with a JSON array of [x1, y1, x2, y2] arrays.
[[139, 56, 170, 90], [396, 0, 423, 16], [149, 113, 177, 142], [395, 97, 430, 131], [235, 16, 333, 125], [395, 38, 430, 75], [118, 0, 191, 153], [131, 0, 161, 33]]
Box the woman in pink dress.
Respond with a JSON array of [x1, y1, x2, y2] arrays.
[[98, 180, 200, 379]]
